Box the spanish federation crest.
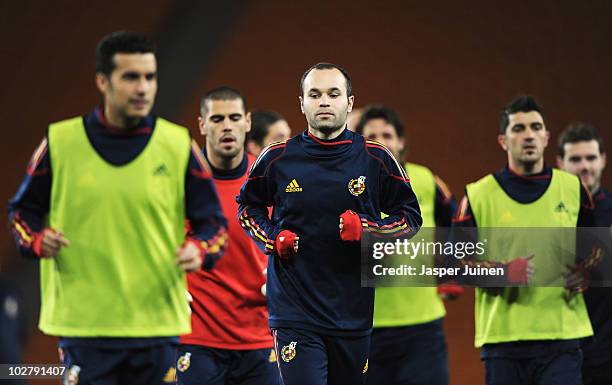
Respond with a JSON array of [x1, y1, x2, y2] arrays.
[[177, 352, 191, 372], [281, 341, 297, 362], [348, 176, 366, 196]]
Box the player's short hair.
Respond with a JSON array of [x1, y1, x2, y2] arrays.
[[200, 86, 248, 117], [558, 122, 605, 157], [499, 96, 545, 134], [354, 105, 405, 138], [300, 62, 352, 97], [248, 110, 285, 147], [95, 31, 156, 76]]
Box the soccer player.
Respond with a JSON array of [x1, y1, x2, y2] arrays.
[[176, 87, 276, 385], [8, 31, 227, 385], [237, 62, 422, 385], [355, 105, 457, 385], [557, 123, 611, 385], [453, 96, 594, 385], [246, 109, 292, 157]]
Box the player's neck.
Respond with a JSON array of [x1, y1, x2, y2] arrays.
[[104, 105, 140, 130], [308, 125, 345, 140], [207, 145, 245, 171], [508, 157, 544, 176]]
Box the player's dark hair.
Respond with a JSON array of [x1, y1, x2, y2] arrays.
[[499, 96, 545, 134], [200, 86, 248, 117], [95, 31, 156, 76], [300, 62, 352, 97], [248, 110, 285, 147], [558, 122, 605, 157], [354, 105, 404, 138]]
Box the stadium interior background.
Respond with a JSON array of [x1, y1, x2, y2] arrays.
[[1, 1, 610, 384]]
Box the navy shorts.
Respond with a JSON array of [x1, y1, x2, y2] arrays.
[[582, 349, 612, 385], [482, 342, 583, 385], [175, 344, 277, 385], [367, 318, 448, 385], [272, 328, 370, 385], [59, 343, 177, 385]]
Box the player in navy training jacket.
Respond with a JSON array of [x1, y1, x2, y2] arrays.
[[556, 123, 612, 385], [237, 62, 422, 385]]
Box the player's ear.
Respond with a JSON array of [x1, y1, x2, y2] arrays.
[[299, 96, 305, 114], [347, 95, 354, 113], [602, 152, 607, 169], [497, 134, 508, 151], [245, 112, 252, 133], [398, 137, 405, 154], [197, 116, 206, 136], [543, 128, 550, 148], [556, 155, 564, 169], [95, 73, 108, 95]]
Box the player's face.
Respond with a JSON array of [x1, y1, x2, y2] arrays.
[[361, 119, 404, 160], [199, 99, 250, 161], [557, 140, 606, 192], [498, 111, 549, 165], [300, 68, 354, 133], [97, 53, 157, 124], [263, 120, 291, 147]]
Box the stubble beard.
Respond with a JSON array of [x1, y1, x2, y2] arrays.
[[516, 152, 542, 174], [308, 112, 347, 135]]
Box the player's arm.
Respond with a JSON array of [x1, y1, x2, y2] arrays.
[[180, 141, 228, 272], [237, 144, 296, 258], [565, 182, 603, 292], [431, 175, 463, 297], [340, 144, 422, 242], [8, 138, 69, 259], [450, 195, 533, 286], [433, 175, 457, 227]]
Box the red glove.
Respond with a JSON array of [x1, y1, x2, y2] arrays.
[[507, 255, 534, 284], [565, 264, 589, 293], [339, 210, 363, 241], [437, 282, 464, 300], [32, 228, 69, 258], [31, 230, 46, 258], [276, 230, 298, 260]]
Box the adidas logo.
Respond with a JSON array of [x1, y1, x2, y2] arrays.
[[554, 202, 568, 213], [154, 164, 169, 176], [285, 179, 303, 193]]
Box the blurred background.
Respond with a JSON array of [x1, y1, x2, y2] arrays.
[[1, 1, 611, 384]]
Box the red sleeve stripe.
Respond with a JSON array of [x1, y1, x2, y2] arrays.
[[204, 227, 228, 254], [11, 213, 34, 246], [434, 175, 453, 203], [362, 217, 411, 235], [368, 226, 413, 238], [581, 181, 595, 210], [27, 138, 48, 176], [365, 141, 409, 182], [249, 141, 287, 175], [191, 140, 212, 178], [363, 218, 406, 229], [239, 210, 274, 250], [452, 215, 473, 223], [453, 196, 470, 222]]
